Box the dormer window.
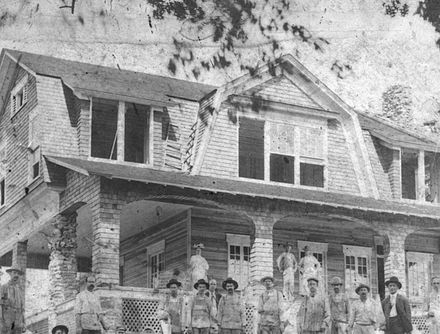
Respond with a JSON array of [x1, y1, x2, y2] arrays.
[[10, 75, 28, 117], [238, 116, 326, 188]]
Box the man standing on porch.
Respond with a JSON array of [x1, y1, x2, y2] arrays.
[[381, 277, 412, 334], [328, 277, 350, 334], [427, 276, 440, 334], [217, 278, 245, 334], [75, 275, 105, 334], [296, 277, 330, 334], [189, 279, 216, 334], [276, 244, 297, 302], [158, 279, 187, 334], [348, 284, 376, 334], [257, 276, 284, 334], [0, 266, 25, 334]]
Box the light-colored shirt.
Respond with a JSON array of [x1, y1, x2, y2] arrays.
[[258, 289, 284, 327], [390, 293, 397, 317], [217, 293, 245, 329], [297, 294, 331, 332], [75, 289, 103, 330], [189, 294, 215, 328], [158, 295, 186, 332], [329, 292, 350, 323], [349, 298, 376, 326]]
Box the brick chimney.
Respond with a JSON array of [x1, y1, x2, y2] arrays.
[[382, 85, 413, 124]]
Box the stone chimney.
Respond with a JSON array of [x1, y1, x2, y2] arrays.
[[382, 85, 413, 124]]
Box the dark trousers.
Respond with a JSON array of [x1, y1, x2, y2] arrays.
[[259, 325, 281, 334], [193, 328, 210, 334], [387, 317, 406, 334], [81, 330, 101, 334]]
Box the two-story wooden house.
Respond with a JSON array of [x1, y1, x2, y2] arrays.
[[0, 49, 440, 334]]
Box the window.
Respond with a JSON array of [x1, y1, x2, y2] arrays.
[[239, 118, 264, 180], [146, 240, 165, 288], [298, 241, 328, 294], [424, 152, 440, 203], [226, 234, 250, 290], [10, 75, 28, 117], [401, 149, 418, 200], [238, 117, 326, 188], [28, 147, 41, 182], [343, 245, 371, 298], [0, 178, 5, 206], [91, 99, 153, 164], [407, 251, 433, 303]]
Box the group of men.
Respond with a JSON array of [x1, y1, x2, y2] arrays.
[[157, 274, 414, 334]]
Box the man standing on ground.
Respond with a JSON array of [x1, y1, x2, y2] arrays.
[[381, 277, 412, 334], [328, 277, 350, 334], [158, 279, 187, 334], [217, 278, 245, 334], [189, 279, 215, 334], [297, 277, 330, 334], [348, 284, 376, 334], [75, 275, 105, 334], [0, 266, 25, 334], [258, 276, 284, 334]]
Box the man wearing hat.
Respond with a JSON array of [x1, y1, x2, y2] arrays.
[[217, 278, 245, 334], [381, 277, 412, 334], [158, 279, 187, 334], [52, 325, 69, 334], [348, 284, 377, 334], [297, 277, 330, 334], [75, 275, 106, 334], [328, 277, 350, 334], [189, 279, 216, 334], [0, 266, 25, 334], [257, 276, 284, 334]]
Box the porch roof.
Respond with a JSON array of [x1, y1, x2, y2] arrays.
[[46, 155, 440, 220]]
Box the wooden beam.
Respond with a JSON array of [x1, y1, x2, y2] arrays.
[[417, 150, 425, 202], [117, 101, 125, 161]]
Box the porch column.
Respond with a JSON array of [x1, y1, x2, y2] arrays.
[[47, 213, 78, 330], [11, 241, 27, 306], [377, 224, 415, 295], [90, 194, 122, 286]]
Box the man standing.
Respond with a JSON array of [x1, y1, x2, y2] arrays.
[[75, 275, 105, 334], [328, 277, 350, 334], [258, 276, 284, 334], [427, 276, 440, 334], [0, 266, 25, 334], [297, 277, 330, 334], [217, 278, 245, 334], [158, 279, 186, 334], [276, 244, 297, 301], [348, 284, 376, 334], [207, 280, 222, 309], [189, 279, 215, 334], [381, 277, 412, 334]]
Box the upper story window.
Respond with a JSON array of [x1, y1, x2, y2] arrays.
[[10, 75, 28, 117], [28, 147, 41, 183], [238, 117, 326, 188], [0, 178, 5, 207], [91, 99, 153, 164]]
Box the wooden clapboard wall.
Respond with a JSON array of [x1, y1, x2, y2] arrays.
[[273, 217, 378, 296], [120, 209, 190, 287], [190, 207, 254, 286]]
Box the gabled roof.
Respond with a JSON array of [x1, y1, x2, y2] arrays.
[[46, 155, 440, 220], [0, 49, 216, 106]]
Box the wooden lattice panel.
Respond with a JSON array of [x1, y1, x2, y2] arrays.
[[244, 305, 256, 334], [412, 315, 429, 334], [122, 298, 162, 334]]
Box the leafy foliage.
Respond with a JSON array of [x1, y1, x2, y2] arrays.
[[383, 0, 409, 17], [146, 0, 329, 77]]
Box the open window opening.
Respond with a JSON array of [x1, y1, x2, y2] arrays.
[[0, 178, 5, 206], [239, 117, 264, 180], [401, 149, 418, 200], [425, 152, 440, 203], [124, 103, 151, 164], [91, 99, 118, 160]]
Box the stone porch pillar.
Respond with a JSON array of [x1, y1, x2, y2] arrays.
[[376, 224, 415, 295], [90, 194, 122, 286], [11, 241, 27, 307], [47, 213, 78, 330]]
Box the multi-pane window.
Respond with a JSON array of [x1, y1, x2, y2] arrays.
[[11, 75, 28, 117], [238, 117, 326, 188], [147, 240, 165, 288], [343, 245, 371, 298], [226, 234, 250, 290], [29, 147, 41, 182], [407, 251, 433, 303]]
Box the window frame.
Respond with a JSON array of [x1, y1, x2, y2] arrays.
[[226, 233, 251, 291], [342, 245, 372, 299], [0, 178, 5, 207], [146, 239, 165, 288], [10, 75, 29, 118], [237, 114, 328, 189], [28, 146, 41, 184], [406, 251, 433, 303]]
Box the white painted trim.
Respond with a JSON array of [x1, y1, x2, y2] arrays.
[[298, 240, 328, 253], [117, 101, 126, 161], [226, 233, 250, 246], [417, 150, 425, 202], [146, 239, 165, 255], [342, 244, 372, 257]]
